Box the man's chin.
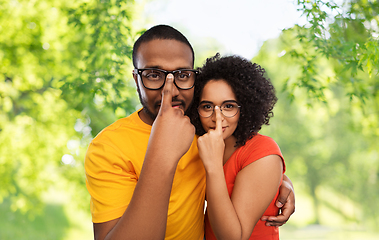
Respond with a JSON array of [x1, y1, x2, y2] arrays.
[[142, 107, 157, 122]]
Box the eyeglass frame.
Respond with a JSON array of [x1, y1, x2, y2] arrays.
[[133, 68, 199, 90], [197, 101, 241, 118]]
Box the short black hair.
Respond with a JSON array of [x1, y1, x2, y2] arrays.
[[132, 24, 195, 68], [188, 53, 277, 147]]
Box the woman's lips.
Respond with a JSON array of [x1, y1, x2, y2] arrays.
[[209, 127, 227, 132]]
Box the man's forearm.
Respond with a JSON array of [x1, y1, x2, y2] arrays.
[[100, 155, 178, 240]]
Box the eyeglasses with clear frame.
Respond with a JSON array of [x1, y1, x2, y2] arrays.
[[133, 68, 199, 90], [198, 101, 241, 118]]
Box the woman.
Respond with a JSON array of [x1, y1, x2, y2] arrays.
[[190, 54, 285, 240]]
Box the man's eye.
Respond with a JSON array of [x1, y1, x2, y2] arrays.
[[145, 73, 161, 80], [176, 72, 190, 80]]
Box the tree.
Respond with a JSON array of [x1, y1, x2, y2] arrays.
[[287, 0, 379, 104], [255, 32, 378, 227], [253, 0, 379, 228], [0, 0, 138, 217]]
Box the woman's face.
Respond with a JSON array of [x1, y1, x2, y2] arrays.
[[199, 80, 240, 141]]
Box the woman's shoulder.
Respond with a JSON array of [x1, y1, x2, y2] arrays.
[[236, 133, 282, 166], [244, 133, 278, 149]]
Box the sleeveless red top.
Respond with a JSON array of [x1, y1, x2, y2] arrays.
[[204, 134, 285, 240]]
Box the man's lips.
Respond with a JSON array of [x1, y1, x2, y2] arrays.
[[171, 102, 183, 108], [156, 101, 185, 109]]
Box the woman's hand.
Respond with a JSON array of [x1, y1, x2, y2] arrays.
[[197, 106, 225, 171]]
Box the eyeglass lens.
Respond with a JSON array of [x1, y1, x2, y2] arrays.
[[141, 69, 195, 89], [198, 102, 240, 118]]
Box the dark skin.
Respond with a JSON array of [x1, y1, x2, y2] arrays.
[[95, 75, 192, 240], [92, 39, 295, 239], [261, 174, 295, 227], [94, 39, 195, 240]]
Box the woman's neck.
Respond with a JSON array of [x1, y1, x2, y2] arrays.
[[223, 135, 238, 165]]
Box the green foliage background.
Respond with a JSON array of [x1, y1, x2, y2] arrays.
[[0, 0, 138, 238], [0, 0, 378, 239], [256, 0, 379, 232]]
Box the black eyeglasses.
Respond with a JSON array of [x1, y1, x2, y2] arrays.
[[133, 68, 198, 90], [198, 101, 241, 118]]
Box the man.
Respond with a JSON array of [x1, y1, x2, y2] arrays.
[[85, 25, 295, 240]]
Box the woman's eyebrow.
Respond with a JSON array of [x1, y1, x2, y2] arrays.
[[199, 100, 238, 105], [222, 100, 238, 104], [199, 100, 213, 104]]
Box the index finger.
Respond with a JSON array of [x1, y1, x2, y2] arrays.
[[160, 74, 174, 112], [214, 106, 223, 134]]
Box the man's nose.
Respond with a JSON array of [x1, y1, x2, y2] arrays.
[[166, 73, 180, 97]]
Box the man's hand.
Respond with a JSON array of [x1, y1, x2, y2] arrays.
[[261, 174, 295, 227], [147, 73, 195, 166]]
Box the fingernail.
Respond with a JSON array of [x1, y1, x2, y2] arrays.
[[276, 202, 283, 208], [166, 74, 174, 81]]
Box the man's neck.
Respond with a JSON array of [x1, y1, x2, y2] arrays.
[[138, 109, 155, 126]]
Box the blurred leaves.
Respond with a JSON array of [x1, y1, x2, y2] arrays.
[[255, 10, 379, 227], [275, 3, 379, 226], [284, 0, 379, 104], [0, 0, 138, 216], [62, 0, 137, 116], [1, 0, 378, 234]]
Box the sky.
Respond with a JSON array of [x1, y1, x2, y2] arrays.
[[136, 0, 306, 60]]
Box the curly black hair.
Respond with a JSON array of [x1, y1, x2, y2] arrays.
[[188, 53, 277, 147]]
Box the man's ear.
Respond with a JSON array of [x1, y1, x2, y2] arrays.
[[132, 70, 138, 85]]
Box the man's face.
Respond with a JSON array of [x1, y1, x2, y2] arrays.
[[133, 39, 195, 125]]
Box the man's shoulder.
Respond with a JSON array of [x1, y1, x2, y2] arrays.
[[92, 110, 150, 143]]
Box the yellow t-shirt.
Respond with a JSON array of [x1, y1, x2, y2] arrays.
[[85, 109, 206, 239]]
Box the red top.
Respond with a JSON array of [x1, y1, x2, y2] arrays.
[[205, 134, 286, 240]]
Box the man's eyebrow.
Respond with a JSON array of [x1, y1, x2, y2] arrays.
[[143, 66, 193, 70], [142, 65, 161, 69]]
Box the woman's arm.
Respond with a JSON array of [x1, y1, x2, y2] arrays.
[[205, 155, 283, 240], [198, 108, 283, 240]]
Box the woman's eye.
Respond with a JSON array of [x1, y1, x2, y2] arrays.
[[202, 105, 213, 111], [224, 104, 234, 109]]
